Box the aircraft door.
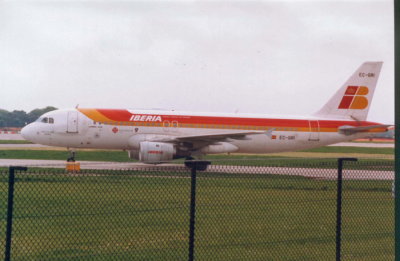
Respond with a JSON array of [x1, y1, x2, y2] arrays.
[[67, 111, 79, 133], [308, 120, 320, 141]]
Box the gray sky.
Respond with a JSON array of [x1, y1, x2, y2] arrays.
[[0, 0, 394, 124]]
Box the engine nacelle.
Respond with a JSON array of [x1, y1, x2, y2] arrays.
[[138, 141, 175, 164]]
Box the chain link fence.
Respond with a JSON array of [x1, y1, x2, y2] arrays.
[[0, 159, 394, 260]]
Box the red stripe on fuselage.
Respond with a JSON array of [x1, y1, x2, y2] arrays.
[[91, 109, 382, 129]]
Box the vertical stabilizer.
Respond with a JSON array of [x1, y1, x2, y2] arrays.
[[314, 62, 383, 121]]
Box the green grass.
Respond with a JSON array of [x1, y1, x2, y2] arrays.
[[0, 170, 393, 260], [0, 150, 129, 162], [200, 155, 394, 169], [0, 140, 32, 144]]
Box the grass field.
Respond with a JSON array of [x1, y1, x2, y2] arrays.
[[0, 169, 393, 260], [0, 140, 32, 144]]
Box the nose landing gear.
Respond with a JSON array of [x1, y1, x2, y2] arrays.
[[67, 150, 76, 162]]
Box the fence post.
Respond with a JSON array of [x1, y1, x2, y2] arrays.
[[185, 160, 210, 261], [4, 166, 27, 261], [336, 158, 357, 261]]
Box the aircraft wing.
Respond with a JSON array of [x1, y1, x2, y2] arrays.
[[338, 125, 391, 135], [153, 131, 267, 144]]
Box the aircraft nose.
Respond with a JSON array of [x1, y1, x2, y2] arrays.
[[21, 124, 34, 142]]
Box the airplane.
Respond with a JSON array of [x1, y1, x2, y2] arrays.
[[21, 61, 390, 166]]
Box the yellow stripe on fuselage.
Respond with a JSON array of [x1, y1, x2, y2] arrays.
[[78, 108, 113, 123]]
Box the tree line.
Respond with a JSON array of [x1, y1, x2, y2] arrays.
[[0, 107, 57, 128]]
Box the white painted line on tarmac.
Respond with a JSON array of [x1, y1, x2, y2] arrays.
[[329, 142, 394, 148]]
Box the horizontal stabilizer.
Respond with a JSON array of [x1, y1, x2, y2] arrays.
[[338, 125, 391, 135]]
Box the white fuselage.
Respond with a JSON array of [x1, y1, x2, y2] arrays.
[[21, 108, 378, 155]]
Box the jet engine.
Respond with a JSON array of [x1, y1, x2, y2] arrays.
[[136, 141, 175, 164]]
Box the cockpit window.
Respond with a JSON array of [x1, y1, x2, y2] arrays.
[[35, 117, 54, 124]]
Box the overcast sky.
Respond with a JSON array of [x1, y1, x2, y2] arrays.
[[0, 0, 394, 124]]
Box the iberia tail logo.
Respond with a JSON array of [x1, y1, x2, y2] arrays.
[[338, 86, 369, 110]]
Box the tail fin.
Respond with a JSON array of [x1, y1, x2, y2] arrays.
[[314, 62, 383, 121]]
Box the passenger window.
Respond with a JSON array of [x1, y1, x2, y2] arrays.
[[49, 118, 54, 124], [41, 117, 49, 123]]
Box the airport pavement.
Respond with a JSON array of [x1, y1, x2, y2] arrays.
[[0, 134, 23, 140], [0, 159, 156, 169], [0, 159, 393, 180], [0, 144, 53, 148], [328, 142, 394, 148]]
